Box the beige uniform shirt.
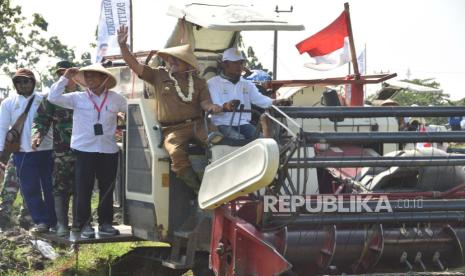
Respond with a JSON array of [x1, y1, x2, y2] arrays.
[[140, 65, 214, 124]]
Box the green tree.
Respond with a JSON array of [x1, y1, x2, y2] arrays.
[[391, 78, 450, 106], [237, 34, 272, 76], [246, 47, 269, 72], [0, 0, 91, 90], [390, 78, 450, 125]]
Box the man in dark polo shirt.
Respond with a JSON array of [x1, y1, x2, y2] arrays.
[[117, 25, 222, 191]]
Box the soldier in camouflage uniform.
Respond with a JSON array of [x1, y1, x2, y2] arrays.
[[0, 155, 31, 228], [31, 61, 76, 237]]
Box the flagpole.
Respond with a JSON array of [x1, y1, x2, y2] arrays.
[[363, 43, 367, 101], [273, 30, 278, 80], [344, 2, 359, 77], [273, 5, 294, 80], [364, 43, 367, 74], [344, 2, 364, 106], [129, 0, 134, 52]]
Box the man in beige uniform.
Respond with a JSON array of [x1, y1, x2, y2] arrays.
[[117, 25, 222, 191]]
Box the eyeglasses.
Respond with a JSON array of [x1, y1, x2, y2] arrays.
[[14, 78, 32, 84]]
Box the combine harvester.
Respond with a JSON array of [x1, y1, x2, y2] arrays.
[[42, 2, 465, 275], [120, 3, 465, 275]]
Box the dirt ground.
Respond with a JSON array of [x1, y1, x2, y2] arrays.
[[0, 227, 50, 273], [0, 202, 124, 275]]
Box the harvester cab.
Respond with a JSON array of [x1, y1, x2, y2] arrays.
[[116, 2, 307, 273]]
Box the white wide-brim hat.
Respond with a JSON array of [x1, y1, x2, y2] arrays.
[[73, 63, 117, 89]]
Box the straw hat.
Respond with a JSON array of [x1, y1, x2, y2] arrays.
[[157, 44, 199, 71], [73, 63, 117, 89]]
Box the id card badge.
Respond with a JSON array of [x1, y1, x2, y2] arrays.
[[94, 123, 103, 135]]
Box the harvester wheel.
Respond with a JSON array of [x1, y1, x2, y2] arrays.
[[192, 253, 214, 276]]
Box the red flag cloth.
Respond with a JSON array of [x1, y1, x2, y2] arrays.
[[296, 11, 349, 57]]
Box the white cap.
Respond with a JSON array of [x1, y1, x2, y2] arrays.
[[222, 48, 245, 62]]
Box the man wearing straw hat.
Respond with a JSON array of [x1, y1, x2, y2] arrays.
[[48, 64, 126, 238], [117, 25, 222, 191], [31, 60, 77, 237]]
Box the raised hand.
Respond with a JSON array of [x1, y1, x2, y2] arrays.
[[63, 68, 80, 79], [117, 25, 129, 46]]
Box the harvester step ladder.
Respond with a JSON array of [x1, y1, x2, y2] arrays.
[[174, 230, 192, 239], [162, 230, 197, 269]]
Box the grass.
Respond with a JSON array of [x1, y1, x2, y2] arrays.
[[3, 188, 196, 275], [41, 194, 138, 275], [2, 192, 157, 275], [39, 241, 164, 276]]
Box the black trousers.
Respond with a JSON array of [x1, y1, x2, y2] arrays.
[[74, 150, 118, 228]]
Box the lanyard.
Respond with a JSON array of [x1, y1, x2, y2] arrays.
[[87, 89, 109, 121]]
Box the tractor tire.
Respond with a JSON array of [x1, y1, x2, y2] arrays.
[[192, 253, 214, 276], [110, 247, 187, 276]]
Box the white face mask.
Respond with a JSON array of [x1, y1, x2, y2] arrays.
[[87, 76, 109, 94]]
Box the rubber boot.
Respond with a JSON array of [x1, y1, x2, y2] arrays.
[[18, 206, 32, 230], [54, 194, 70, 237], [70, 194, 80, 233], [0, 203, 13, 228], [0, 211, 10, 229], [178, 167, 201, 193]]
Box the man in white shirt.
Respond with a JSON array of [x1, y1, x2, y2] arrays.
[[208, 48, 286, 139], [49, 64, 127, 238], [0, 68, 55, 233]]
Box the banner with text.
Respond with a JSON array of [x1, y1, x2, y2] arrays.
[[96, 0, 131, 63]]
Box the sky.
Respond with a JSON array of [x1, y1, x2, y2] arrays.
[[9, 0, 465, 100]]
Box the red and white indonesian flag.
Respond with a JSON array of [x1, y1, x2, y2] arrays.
[[296, 11, 351, 71], [96, 0, 131, 63]]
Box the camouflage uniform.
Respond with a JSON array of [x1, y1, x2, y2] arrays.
[[0, 155, 31, 227], [0, 156, 19, 214], [31, 93, 75, 235], [32, 96, 74, 195]]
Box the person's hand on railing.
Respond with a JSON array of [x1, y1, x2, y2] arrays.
[[272, 98, 292, 106], [223, 99, 241, 111], [207, 104, 223, 114]]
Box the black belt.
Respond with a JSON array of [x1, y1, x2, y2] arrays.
[[160, 117, 201, 127]]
